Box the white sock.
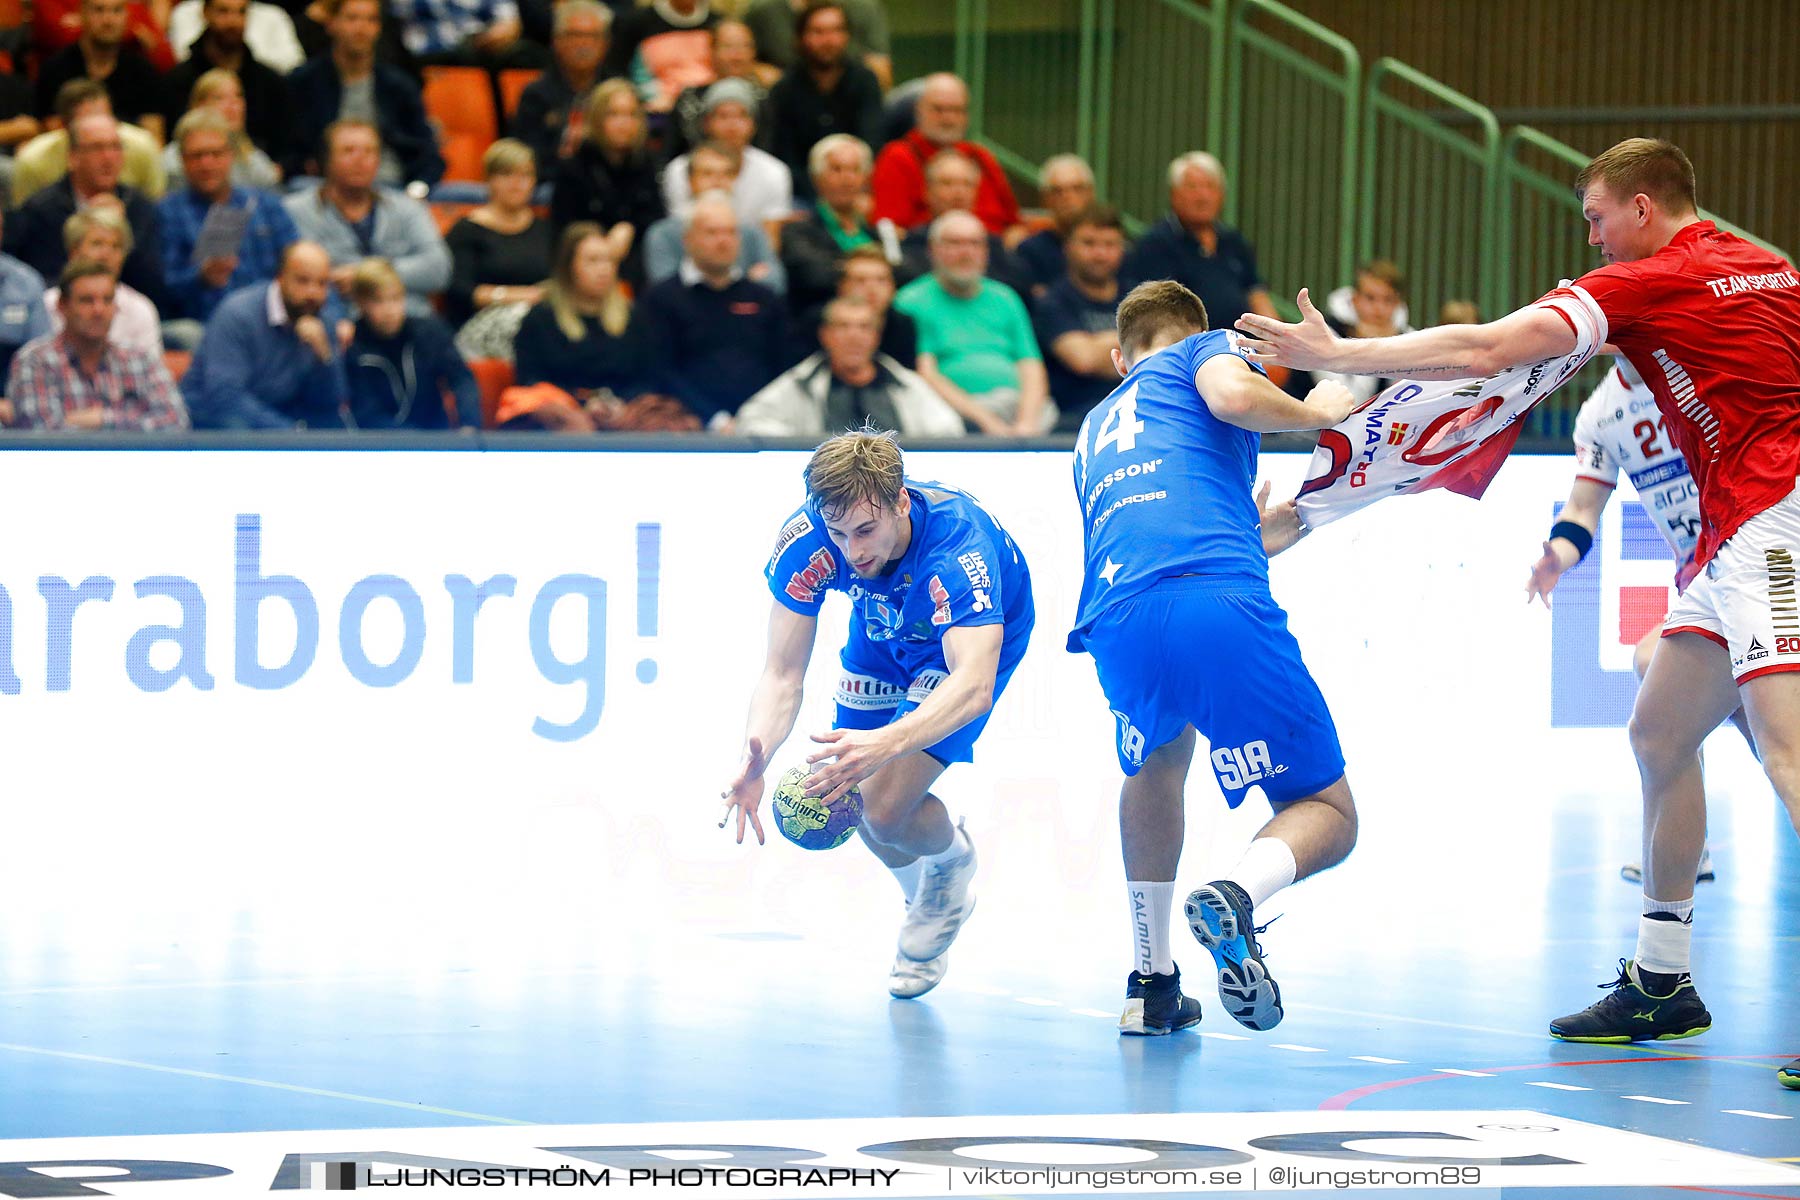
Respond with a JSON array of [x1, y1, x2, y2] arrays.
[[1636, 896, 1694, 979], [889, 860, 923, 905], [1127, 881, 1175, 976], [1226, 837, 1298, 909], [923, 823, 970, 866]]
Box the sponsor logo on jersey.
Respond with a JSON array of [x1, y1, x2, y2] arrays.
[[836, 672, 905, 710], [784, 547, 836, 604], [1702, 269, 1799, 298], [767, 513, 814, 569], [1211, 740, 1285, 791], [928, 575, 952, 626], [1112, 709, 1146, 767], [906, 670, 948, 704]]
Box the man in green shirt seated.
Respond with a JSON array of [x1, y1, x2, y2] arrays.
[[893, 209, 1053, 436]]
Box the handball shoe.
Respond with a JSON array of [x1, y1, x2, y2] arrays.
[[1549, 959, 1712, 1043], [898, 823, 977, 962], [888, 952, 948, 999], [1119, 967, 1202, 1036], [1620, 846, 1715, 886], [1185, 881, 1283, 1031], [1779, 1059, 1800, 1090]]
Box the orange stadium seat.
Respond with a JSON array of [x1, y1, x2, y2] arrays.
[[498, 69, 541, 124], [423, 66, 497, 183], [163, 350, 192, 384], [467, 358, 515, 429], [430, 201, 478, 235]]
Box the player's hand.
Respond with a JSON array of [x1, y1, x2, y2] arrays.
[[1302, 377, 1357, 429], [719, 736, 768, 845], [805, 726, 896, 806], [1235, 288, 1343, 372], [1256, 479, 1308, 557], [1525, 539, 1576, 607]]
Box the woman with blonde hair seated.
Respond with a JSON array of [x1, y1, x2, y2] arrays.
[[445, 138, 552, 330], [45, 209, 163, 356], [160, 69, 282, 192], [548, 79, 664, 287]]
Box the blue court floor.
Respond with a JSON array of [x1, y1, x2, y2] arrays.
[[2, 750, 1797, 1199]]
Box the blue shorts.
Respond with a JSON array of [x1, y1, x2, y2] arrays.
[[833, 624, 1028, 766], [1082, 576, 1345, 806]]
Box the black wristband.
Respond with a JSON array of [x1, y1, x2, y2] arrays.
[[1550, 519, 1594, 561]]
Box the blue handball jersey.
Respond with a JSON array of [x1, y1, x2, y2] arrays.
[[765, 480, 1033, 677], [1068, 329, 1269, 651]]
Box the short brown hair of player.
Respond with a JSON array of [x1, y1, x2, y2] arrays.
[[1115, 280, 1208, 359], [1574, 137, 1697, 215], [804, 427, 905, 519]]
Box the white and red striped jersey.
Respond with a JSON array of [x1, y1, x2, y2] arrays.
[[1572, 365, 1702, 580], [1542, 221, 1800, 567]]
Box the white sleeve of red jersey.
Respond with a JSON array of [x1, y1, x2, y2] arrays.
[[1571, 376, 1622, 489]]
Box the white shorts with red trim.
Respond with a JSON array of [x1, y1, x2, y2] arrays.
[[1662, 485, 1800, 682]]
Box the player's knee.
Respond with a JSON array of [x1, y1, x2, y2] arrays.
[[858, 788, 923, 844], [1628, 710, 1691, 779]]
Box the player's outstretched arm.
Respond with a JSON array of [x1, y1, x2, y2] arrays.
[[1525, 476, 1611, 607], [1235, 289, 1579, 379], [805, 623, 1003, 805], [721, 600, 820, 845], [1195, 353, 1356, 433]]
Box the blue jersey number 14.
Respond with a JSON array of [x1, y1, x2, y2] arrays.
[[1075, 383, 1144, 492]]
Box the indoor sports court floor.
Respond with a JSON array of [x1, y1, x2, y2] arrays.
[[2, 722, 1796, 1198]]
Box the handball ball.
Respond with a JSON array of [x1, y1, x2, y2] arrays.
[[770, 765, 863, 850]]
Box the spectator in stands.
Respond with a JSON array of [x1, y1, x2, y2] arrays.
[[781, 133, 894, 320], [511, 0, 611, 180], [344, 258, 479, 430], [896, 149, 1030, 297], [391, 0, 547, 118], [31, 0, 175, 76], [550, 78, 664, 288], [445, 138, 551, 328], [1033, 204, 1124, 432], [1437, 297, 1480, 325], [643, 142, 784, 293], [7, 112, 167, 310], [159, 109, 300, 326], [12, 81, 164, 205], [1306, 258, 1413, 405], [7, 260, 188, 431], [161, 70, 282, 191], [664, 20, 773, 162], [47, 208, 161, 355], [162, 0, 292, 165], [765, 2, 882, 200], [872, 73, 1023, 243], [1122, 150, 1279, 332], [744, 0, 890, 91], [835, 242, 912, 366], [286, 0, 445, 186], [285, 119, 451, 317], [167, 0, 305, 74], [894, 209, 1049, 436], [1015, 152, 1096, 296], [739, 296, 960, 437], [662, 78, 792, 244], [512, 221, 644, 403], [639, 192, 786, 431], [0, 210, 52, 385], [36, 0, 169, 142], [604, 0, 717, 114], [182, 240, 349, 428]]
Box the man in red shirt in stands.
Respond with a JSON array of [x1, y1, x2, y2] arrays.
[[1235, 138, 1800, 1090], [871, 72, 1024, 246]]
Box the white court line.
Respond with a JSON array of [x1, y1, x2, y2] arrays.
[[0, 1043, 532, 1125], [1434, 1068, 1495, 1077], [1351, 1056, 1408, 1065], [1071, 1008, 1114, 1019], [1271, 1044, 1326, 1053], [1723, 1109, 1793, 1120], [1198, 1031, 1249, 1042], [1015, 997, 1060, 1007], [1526, 1081, 1590, 1092], [1622, 1095, 1689, 1105], [1284, 1001, 1544, 1043]]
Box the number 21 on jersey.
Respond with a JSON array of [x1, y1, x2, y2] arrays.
[[1075, 383, 1145, 492]]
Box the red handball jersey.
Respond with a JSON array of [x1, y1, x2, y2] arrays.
[[1541, 221, 1800, 566]]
